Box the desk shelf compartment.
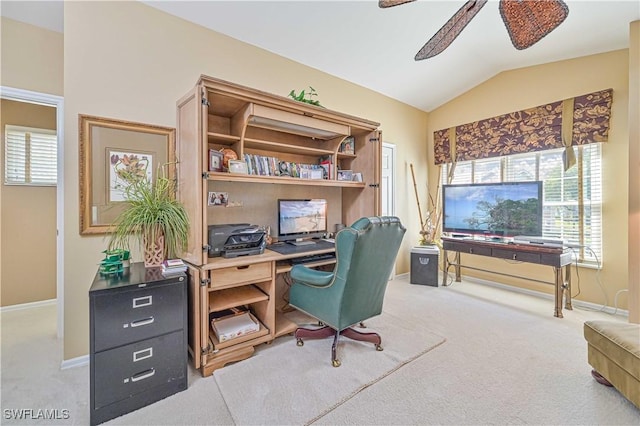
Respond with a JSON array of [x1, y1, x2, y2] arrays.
[[209, 315, 270, 351]]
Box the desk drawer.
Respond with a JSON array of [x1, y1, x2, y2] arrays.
[[446, 241, 492, 257], [93, 330, 186, 409], [492, 248, 541, 263], [92, 281, 185, 352], [211, 261, 272, 289]]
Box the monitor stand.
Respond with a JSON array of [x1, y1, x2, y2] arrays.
[[289, 239, 316, 246]]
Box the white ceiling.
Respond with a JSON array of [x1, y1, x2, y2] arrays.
[[3, 1, 639, 112]]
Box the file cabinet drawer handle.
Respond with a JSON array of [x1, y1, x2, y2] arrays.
[[132, 295, 152, 308], [128, 368, 155, 383], [133, 347, 153, 362], [129, 317, 154, 328]]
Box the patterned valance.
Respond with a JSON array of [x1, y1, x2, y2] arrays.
[[433, 89, 613, 165]]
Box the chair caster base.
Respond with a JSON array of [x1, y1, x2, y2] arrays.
[[296, 339, 304, 347], [376, 344, 383, 351], [332, 359, 341, 367]]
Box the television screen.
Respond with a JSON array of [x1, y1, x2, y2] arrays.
[[278, 199, 327, 242], [442, 181, 542, 237]]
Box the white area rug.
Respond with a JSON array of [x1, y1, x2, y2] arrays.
[[213, 312, 446, 425]]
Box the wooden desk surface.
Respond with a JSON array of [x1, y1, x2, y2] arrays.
[[200, 246, 335, 271]]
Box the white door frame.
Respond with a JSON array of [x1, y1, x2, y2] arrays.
[[382, 142, 397, 279], [382, 142, 396, 216], [1, 86, 65, 339]]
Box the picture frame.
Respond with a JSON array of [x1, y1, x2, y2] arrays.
[[79, 114, 175, 235], [209, 149, 224, 172], [208, 191, 229, 206], [228, 159, 248, 174], [337, 170, 353, 181], [339, 137, 355, 155]]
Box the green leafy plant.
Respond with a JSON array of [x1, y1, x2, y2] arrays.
[[108, 167, 189, 261], [288, 86, 322, 106]]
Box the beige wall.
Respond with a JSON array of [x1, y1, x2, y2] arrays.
[[0, 18, 64, 95], [63, 1, 427, 360], [0, 100, 57, 306], [427, 49, 633, 314]]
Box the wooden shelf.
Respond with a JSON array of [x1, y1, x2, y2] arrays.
[[209, 285, 269, 312], [208, 132, 240, 145], [244, 137, 334, 156], [274, 312, 298, 338], [206, 171, 366, 188], [337, 152, 356, 159]]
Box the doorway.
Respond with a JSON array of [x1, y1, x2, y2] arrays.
[[382, 142, 396, 278], [0, 86, 64, 338]]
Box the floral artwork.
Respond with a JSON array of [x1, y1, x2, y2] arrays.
[[109, 150, 153, 202]]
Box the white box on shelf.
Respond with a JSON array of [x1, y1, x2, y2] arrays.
[[211, 312, 260, 342]]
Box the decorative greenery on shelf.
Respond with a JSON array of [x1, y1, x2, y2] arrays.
[[288, 86, 322, 107], [108, 165, 189, 263]]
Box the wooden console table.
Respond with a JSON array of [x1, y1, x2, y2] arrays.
[[441, 237, 574, 318]]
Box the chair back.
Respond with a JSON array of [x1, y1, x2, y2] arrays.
[[332, 216, 406, 329]]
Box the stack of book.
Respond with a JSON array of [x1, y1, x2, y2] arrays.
[[161, 259, 187, 275]]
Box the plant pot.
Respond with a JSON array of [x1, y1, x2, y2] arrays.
[[143, 233, 164, 267]]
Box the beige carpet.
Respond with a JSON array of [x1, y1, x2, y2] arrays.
[[213, 312, 446, 425]]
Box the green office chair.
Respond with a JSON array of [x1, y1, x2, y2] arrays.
[[289, 216, 406, 367]]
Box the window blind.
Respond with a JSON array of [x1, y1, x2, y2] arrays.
[[4, 125, 57, 186]]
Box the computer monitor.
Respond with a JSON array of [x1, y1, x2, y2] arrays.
[[278, 199, 327, 245]]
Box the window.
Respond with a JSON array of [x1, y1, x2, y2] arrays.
[[441, 144, 602, 264], [4, 125, 57, 186]]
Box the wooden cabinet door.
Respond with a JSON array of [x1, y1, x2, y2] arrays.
[[342, 130, 381, 225], [176, 86, 205, 266]]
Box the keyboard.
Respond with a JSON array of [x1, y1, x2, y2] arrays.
[[290, 253, 336, 265]]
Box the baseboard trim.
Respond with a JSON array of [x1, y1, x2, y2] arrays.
[[0, 298, 56, 312], [61, 355, 89, 370]]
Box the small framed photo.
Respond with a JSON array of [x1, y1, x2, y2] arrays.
[[309, 169, 324, 180], [228, 159, 248, 174], [337, 170, 353, 181], [209, 149, 223, 172], [208, 191, 228, 206]]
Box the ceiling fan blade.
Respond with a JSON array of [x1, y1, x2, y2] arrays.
[[379, 0, 416, 8], [415, 0, 488, 61], [499, 0, 569, 50]]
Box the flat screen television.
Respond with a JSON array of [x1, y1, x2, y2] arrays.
[[442, 181, 543, 238], [278, 199, 327, 244]]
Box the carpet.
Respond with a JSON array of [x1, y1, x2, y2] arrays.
[[213, 311, 446, 425]]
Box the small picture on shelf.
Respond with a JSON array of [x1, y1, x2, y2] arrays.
[[209, 149, 223, 172], [228, 159, 248, 174], [337, 170, 353, 181], [339, 137, 355, 155], [208, 191, 228, 206]]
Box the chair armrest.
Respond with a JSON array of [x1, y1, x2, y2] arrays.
[[290, 265, 334, 287]]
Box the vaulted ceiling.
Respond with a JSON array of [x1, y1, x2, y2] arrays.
[[3, 1, 639, 112]]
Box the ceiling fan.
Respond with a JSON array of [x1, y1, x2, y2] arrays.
[[379, 0, 570, 60]]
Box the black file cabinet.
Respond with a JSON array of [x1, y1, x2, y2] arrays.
[[89, 263, 188, 425]]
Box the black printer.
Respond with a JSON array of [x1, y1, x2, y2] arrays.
[[207, 224, 267, 258]]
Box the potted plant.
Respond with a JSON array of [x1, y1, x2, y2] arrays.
[[108, 167, 189, 267]]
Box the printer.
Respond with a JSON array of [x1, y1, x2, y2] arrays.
[[207, 224, 267, 258]]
